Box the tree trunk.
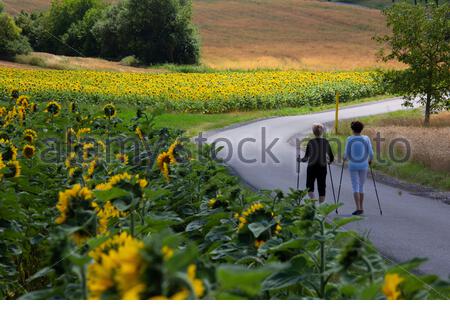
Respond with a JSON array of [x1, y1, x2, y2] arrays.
[[424, 91, 431, 126]]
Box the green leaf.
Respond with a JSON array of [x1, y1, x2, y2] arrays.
[[26, 267, 54, 283], [333, 216, 362, 229], [93, 187, 130, 202], [248, 222, 271, 238], [216, 264, 285, 296]]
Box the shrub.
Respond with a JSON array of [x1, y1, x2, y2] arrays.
[[0, 4, 31, 59], [119, 55, 141, 67]]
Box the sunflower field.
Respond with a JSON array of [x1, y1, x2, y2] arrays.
[[0, 68, 383, 113], [1, 92, 449, 300]]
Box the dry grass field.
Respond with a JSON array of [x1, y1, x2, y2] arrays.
[[12, 52, 168, 73], [194, 0, 397, 70], [3, 0, 399, 71], [366, 112, 450, 172]]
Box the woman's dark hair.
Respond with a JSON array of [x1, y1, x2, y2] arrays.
[[351, 121, 364, 133]]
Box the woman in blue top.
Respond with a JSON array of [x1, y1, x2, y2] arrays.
[[344, 121, 373, 216]]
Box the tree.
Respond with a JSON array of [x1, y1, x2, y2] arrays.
[[91, 2, 130, 59], [376, 3, 450, 125], [0, 3, 31, 59], [123, 0, 200, 64]]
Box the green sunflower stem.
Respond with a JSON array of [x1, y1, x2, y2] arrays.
[[130, 210, 135, 237], [81, 265, 87, 300], [319, 218, 326, 299]]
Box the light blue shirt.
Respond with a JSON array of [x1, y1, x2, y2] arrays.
[[344, 135, 373, 171]]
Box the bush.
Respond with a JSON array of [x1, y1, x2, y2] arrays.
[[119, 55, 141, 67], [0, 4, 31, 59]]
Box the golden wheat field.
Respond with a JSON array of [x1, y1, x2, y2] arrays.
[[3, 0, 399, 71], [366, 113, 450, 172]]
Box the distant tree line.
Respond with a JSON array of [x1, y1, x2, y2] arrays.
[[0, 0, 200, 65], [0, 2, 31, 58]]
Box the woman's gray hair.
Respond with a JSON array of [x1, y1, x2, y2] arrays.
[[312, 123, 324, 137]]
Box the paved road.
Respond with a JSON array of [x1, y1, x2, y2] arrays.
[[203, 98, 450, 278]]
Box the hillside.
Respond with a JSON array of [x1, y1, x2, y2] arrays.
[[3, 0, 395, 70]]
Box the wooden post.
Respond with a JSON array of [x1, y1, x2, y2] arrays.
[[335, 91, 340, 135]]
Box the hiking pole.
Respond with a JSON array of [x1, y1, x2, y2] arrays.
[[370, 164, 383, 216], [337, 159, 345, 204], [328, 162, 338, 214], [296, 154, 301, 190]]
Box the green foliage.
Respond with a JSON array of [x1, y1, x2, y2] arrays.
[[16, 0, 200, 65], [377, 2, 450, 125], [120, 55, 141, 67], [94, 0, 200, 64], [0, 5, 31, 58]]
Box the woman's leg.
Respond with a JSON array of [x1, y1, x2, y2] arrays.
[[306, 166, 316, 200], [350, 170, 361, 211], [358, 169, 368, 211], [317, 167, 327, 204]]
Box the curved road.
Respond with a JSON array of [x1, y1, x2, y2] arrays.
[[202, 98, 450, 278]]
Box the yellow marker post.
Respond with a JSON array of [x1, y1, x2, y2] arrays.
[[335, 91, 340, 134]]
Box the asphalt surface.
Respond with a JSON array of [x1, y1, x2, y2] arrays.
[[203, 98, 450, 278]]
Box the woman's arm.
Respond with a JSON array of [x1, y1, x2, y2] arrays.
[[301, 141, 311, 162]]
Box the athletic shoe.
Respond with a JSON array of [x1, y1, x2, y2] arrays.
[[352, 210, 363, 215]]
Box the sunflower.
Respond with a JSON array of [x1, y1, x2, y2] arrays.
[[23, 144, 36, 159], [65, 152, 78, 170], [103, 103, 116, 118], [95, 172, 148, 192], [55, 184, 94, 225], [254, 239, 265, 249], [16, 95, 29, 108], [383, 273, 403, 300], [116, 153, 129, 165], [4, 160, 21, 178], [76, 128, 91, 138], [83, 159, 97, 181], [11, 89, 19, 100], [83, 143, 95, 160], [161, 246, 174, 260], [87, 233, 145, 300], [23, 129, 37, 145], [135, 127, 144, 141], [167, 140, 180, 163], [0, 154, 6, 179], [157, 151, 174, 180], [69, 102, 78, 113], [186, 264, 205, 298], [95, 201, 128, 234], [29, 102, 38, 112], [0, 139, 17, 161], [44, 101, 62, 116], [17, 106, 26, 124], [66, 128, 76, 145]]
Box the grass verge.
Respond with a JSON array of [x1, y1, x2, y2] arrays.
[[119, 95, 393, 136]]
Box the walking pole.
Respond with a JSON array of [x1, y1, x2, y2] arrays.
[[337, 159, 345, 204], [296, 154, 301, 190], [328, 162, 338, 214], [370, 165, 383, 216]]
